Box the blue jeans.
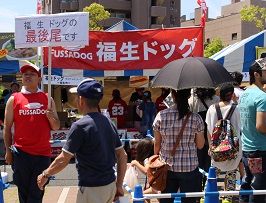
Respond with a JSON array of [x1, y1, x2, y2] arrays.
[[160, 167, 200, 203], [240, 151, 266, 203]]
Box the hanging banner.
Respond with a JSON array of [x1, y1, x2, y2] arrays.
[[43, 27, 204, 71], [15, 12, 89, 48], [42, 75, 105, 86], [42, 75, 85, 85]]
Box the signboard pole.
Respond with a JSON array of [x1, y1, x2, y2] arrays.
[[48, 46, 52, 108], [40, 48, 44, 91], [14, 12, 89, 107]]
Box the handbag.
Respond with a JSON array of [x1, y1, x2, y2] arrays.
[[147, 112, 192, 191]]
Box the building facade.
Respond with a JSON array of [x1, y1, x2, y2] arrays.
[[181, 0, 266, 45], [42, 0, 180, 29]]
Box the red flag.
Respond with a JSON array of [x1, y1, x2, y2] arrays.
[[197, 0, 207, 28], [37, 0, 42, 14]]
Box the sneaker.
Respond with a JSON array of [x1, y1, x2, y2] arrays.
[[222, 199, 232, 203]]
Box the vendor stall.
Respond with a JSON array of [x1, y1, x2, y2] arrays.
[[0, 26, 204, 159]]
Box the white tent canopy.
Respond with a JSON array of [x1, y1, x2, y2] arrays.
[[210, 29, 266, 81]]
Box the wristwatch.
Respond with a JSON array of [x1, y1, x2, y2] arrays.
[[42, 170, 49, 178]]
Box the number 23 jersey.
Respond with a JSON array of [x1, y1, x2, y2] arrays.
[[108, 98, 128, 128]]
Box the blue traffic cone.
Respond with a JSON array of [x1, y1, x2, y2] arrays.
[[204, 166, 219, 203], [133, 184, 144, 203], [174, 197, 181, 202], [0, 171, 4, 203]]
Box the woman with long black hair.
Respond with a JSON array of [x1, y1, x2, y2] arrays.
[[153, 89, 205, 203]]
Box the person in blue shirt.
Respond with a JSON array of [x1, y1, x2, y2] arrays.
[[138, 90, 156, 136], [238, 58, 266, 203], [37, 79, 127, 203]]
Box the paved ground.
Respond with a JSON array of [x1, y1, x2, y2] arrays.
[[4, 186, 78, 203], [1, 163, 241, 203]]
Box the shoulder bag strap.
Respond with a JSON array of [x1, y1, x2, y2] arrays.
[[170, 112, 192, 157], [199, 97, 209, 110], [225, 104, 237, 120], [215, 103, 223, 120]]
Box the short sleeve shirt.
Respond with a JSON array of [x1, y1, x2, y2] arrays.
[[156, 96, 168, 112], [238, 87, 266, 151], [153, 104, 204, 172], [63, 112, 123, 187], [108, 98, 128, 128], [129, 92, 142, 121]]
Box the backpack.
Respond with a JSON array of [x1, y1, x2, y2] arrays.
[[210, 103, 239, 162]]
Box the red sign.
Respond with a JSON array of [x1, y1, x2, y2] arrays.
[[43, 27, 203, 71], [51, 147, 62, 158]]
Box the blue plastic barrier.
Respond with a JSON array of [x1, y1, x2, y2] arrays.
[[204, 166, 219, 203], [133, 184, 144, 203], [0, 171, 4, 203]]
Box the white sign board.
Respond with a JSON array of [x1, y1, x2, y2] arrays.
[[15, 12, 89, 48], [43, 75, 85, 85]]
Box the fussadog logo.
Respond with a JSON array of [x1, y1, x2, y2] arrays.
[[52, 46, 93, 60], [19, 102, 46, 115], [19, 109, 47, 115]]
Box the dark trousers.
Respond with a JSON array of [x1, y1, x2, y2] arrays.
[[13, 148, 51, 203], [197, 145, 211, 191], [160, 168, 200, 203], [240, 151, 266, 203]]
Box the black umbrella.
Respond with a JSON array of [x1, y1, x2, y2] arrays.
[[151, 57, 235, 90]]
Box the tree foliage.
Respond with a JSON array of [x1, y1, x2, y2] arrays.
[[240, 5, 266, 31], [0, 86, 5, 96], [204, 37, 227, 58], [83, 3, 110, 31]]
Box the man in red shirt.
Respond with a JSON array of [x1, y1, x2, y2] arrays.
[[108, 89, 128, 128], [155, 88, 170, 113], [4, 64, 60, 203]]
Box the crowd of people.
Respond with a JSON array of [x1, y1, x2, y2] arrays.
[[2, 58, 266, 203], [130, 58, 266, 203]]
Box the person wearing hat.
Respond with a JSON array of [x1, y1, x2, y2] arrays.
[[238, 58, 266, 203], [4, 80, 20, 105], [138, 90, 157, 136], [3, 64, 60, 203], [108, 89, 128, 128], [37, 79, 127, 203]]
